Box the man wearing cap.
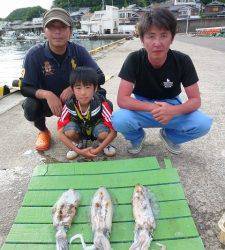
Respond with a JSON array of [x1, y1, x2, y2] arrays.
[[21, 8, 106, 151]]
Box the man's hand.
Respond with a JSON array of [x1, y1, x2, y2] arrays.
[[46, 92, 63, 117], [79, 147, 97, 159], [60, 87, 73, 103], [151, 102, 176, 125]]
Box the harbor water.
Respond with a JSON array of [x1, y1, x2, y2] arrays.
[[0, 38, 115, 87]]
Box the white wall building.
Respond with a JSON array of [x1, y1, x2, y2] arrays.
[[118, 24, 135, 34], [118, 6, 140, 34], [81, 5, 119, 34], [32, 17, 43, 25], [174, 0, 197, 6]]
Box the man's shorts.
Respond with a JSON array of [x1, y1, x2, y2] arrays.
[[63, 121, 109, 139]]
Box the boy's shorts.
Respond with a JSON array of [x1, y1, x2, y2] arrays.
[[63, 121, 109, 139]]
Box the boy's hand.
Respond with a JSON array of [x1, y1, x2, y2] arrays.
[[89, 147, 101, 156], [79, 147, 97, 159]]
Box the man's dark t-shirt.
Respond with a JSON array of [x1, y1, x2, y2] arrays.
[[118, 48, 199, 100]]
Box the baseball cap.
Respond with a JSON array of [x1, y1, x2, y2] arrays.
[[43, 8, 73, 28]]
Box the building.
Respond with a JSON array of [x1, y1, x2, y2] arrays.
[[118, 5, 144, 34], [70, 7, 90, 22], [174, 0, 197, 6], [81, 5, 119, 34], [153, 0, 200, 19], [170, 5, 200, 19], [203, 0, 225, 17], [32, 18, 43, 25]]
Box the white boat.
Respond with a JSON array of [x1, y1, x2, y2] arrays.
[[24, 32, 39, 40], [1, 31, 17, 41]]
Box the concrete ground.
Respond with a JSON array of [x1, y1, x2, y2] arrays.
[[0, 34, 225, 249]]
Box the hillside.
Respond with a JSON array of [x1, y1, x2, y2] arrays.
[[5, 0, 222, 22], [53, 0, 149, 11], [6, 6, 46, 22]]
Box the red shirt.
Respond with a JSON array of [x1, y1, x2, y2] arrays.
[[58, 95, 113, 131]]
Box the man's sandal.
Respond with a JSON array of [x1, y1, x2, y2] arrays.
[[35, 130, 51, 151]]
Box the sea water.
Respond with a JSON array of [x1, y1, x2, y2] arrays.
[[0, 38, 115, 87]]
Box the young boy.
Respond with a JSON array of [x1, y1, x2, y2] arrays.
[[58, 66, 117, 160]]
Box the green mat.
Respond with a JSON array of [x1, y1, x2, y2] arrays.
[[2, 157, 205, 250]]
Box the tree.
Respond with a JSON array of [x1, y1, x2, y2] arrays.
[[124, 0, 129, 7], [5, 6, 46, 22]]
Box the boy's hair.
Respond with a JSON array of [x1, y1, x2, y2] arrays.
[[138, 8, 177, 39], [70, 66, 98, 88]]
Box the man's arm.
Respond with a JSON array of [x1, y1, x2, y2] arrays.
[[173, 83, 201, 114], [21, 85, 63, 117], [117, 79, 159, 112], [152, 83, 201, 124], [36, 89, 63, 117], [20, 85, 38, 98], [59, 86, 73, 104], [21, 48, 64, 116]]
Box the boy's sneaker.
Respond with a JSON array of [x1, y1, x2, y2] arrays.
[[66, 142, 83, 160], [103, 145, 116, 157], [66, 150, 78, 160], [127, 132, 146, 155], [159, 129, 182, 155], [35, 130, 51, 151]]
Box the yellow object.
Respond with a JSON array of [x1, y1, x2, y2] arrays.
[[218, 213, 225, 244], [0, 86, 3, 97], [89, 38, 126, 55], [0, 85, 10, 97], [105, 75, 113, 82], [71, 59, 77, 70], [18, 79, 22, 89]]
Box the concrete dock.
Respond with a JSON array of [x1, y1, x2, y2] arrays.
[[0, 35, 225, 249]]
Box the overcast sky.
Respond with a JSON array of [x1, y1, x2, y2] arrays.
[[0, 0, 53, 18]]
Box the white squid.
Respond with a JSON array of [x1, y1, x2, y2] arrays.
[[52, 189, 81, 250], [90, 187, 113, 250], [70, 187, 113, 250], [130, 184, 156, 250]]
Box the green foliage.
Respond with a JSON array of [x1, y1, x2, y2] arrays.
[[53, 0, 101, 9], [124, 0, 129, 7], [5, 6, 46, 22], [201, 0, 225, 4], [53, 0, 69, 9], [200, 0, 210, 4], [53, 0, 150, 9], [90, 5, 102, 12]]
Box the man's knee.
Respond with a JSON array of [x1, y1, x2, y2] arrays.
[[185, 111, 213, 139], [22, 98, 40, 121], [112, 109, 134, 131], [197, 114, 213, 136]]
